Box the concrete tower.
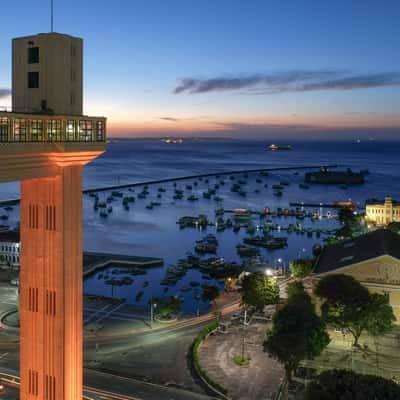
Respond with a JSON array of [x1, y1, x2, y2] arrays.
[[0, 32, 106, 400]]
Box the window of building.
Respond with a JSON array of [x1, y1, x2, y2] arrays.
[[47, 120, 63, 141], [66, 120, 76, 141], [0, 117, 9, 142], [30, 120, 43, 141], [95, 120, 105, 141], [340, 255, 354, 263], [13, 119, 27, 141], [28, 71, 39, 88], [79, 120, 92, 141], [28, 47, 39, 64]]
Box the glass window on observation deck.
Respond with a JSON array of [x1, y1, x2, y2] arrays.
[[13, 119, 27, 142], [79, 120, 93, 141], [66, 120, 76, 141], [30, 120, 43, 141], [47, 120, 63, 141], [0, 117, 9, 142], [95, 121, 105, 141]]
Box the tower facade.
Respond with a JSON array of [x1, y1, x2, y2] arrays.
[[12, 33, 83, 115], [0, 32, 106, 400]]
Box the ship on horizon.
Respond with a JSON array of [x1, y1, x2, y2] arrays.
[[269, 144, 292, 151]]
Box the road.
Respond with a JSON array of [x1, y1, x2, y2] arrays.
[[0, 301, 241, 399], [0, 368, 215, 400]]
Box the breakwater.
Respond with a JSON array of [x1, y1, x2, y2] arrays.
[[0, 164, 338, 206]]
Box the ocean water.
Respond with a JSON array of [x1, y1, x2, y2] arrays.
[[2, 139, 400, 314]]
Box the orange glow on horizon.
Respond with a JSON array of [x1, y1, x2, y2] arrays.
[[106, 113, 400, 137]]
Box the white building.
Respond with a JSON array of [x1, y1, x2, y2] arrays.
[[0, 231, 20, 266], [365, 197, 400, 226]]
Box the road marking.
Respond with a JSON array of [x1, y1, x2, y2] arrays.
[[84, 304, 113, 325], [0, 352, 8, 360], [96, 303, 125, 324]]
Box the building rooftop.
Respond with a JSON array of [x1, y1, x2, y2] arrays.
[[314, 229, 400, 274], [366, 198, 400, 207], [0, 230, 20, 243]]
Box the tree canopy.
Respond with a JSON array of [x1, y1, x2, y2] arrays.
[[289, 258, 314, 278], [338, 208, 357, 226], [314, 274, 395, 346], [240, 273, 279, 310], [264, 287, 330, 383], [387, 221, 400, 234], [153, 295, 182, 317], [286, 281, 310, 304], [201, 284, 220, 306], [303, 369, 400, 400]]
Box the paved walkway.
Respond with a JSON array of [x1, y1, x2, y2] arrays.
[[199, 321, 284, 400], [302, 327, 400, 381]]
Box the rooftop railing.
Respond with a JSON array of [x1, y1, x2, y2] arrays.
[[0, 111, 106, 143]]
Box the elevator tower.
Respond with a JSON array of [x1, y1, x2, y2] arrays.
[[0, 32, 106, 400]]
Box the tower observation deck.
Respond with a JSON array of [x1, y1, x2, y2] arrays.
[[0, 32, 106, 400]]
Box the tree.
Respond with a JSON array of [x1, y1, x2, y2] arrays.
[[312, 244, 322, 258], [201, 284, 220, 307], [338, 208, 356, 226], [315, 274, 395, 346], [289, 258, 314, 278], [303, 369, 400, 400], [153, 296, 182, 317], [286, 281, 310, 304], [387, 221, 400, 234], [364, 293, 396, 337], [241, 273, 279, 311], [264, 289, 330, 383]]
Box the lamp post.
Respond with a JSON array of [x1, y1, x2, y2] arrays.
[[297, 248, 307, 259], [275, 257, 285, 275], [150, 297, 157, 328]]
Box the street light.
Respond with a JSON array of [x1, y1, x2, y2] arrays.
[[150, 298, 157, 328]]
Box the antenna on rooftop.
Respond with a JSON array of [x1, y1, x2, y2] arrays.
[[50, 0, 54, 32]]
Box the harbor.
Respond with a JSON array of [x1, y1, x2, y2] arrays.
[[1, 136, 397, 316], [82, 164, 349, 314]]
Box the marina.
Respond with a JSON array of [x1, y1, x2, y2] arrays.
[[82, 165, 347, 314], [1, 139, 400, 315]]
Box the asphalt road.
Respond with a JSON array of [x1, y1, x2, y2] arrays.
[[0, 300, 240, 399]]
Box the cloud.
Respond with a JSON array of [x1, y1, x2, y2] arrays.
[[0, 88, 11, 99], [159, 117, 181, 122], [174, 71, 400, 95]]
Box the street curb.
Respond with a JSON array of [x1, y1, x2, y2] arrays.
[[0, 309, 19, 333], [190, 324, 231, 400]]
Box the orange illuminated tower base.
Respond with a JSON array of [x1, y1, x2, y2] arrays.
[[20, 166, 84, 400]]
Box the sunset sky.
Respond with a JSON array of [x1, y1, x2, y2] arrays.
[[0, 0, 399, 139]]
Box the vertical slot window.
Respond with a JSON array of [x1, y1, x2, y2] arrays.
[[28, 71, 39, 89], [28, 47, 39, 64]]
